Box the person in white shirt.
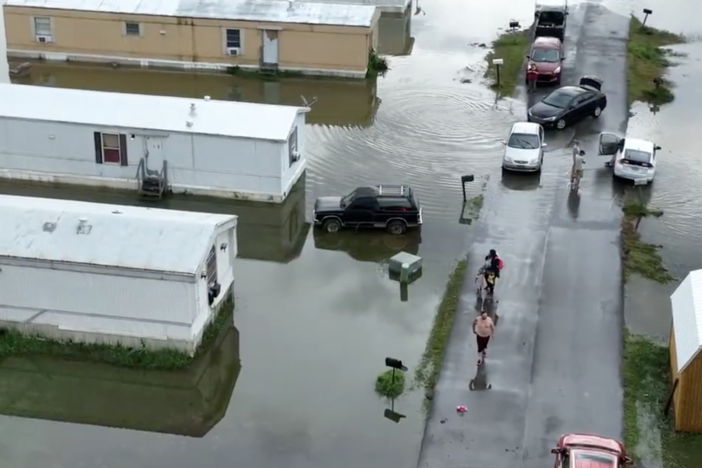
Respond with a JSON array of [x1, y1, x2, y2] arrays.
[[571, 141, 586, 185]]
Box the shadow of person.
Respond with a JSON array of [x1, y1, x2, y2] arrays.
[[567, 190, 580, 221], [469, 363, 492, 391]]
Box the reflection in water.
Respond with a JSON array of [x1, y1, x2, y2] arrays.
[[312, 229, 421, 263], [10, 62, 379, 128], [0, 176, 310, 264], [0, 318, 240, 438], [500, 170, 542, 191], [378, 12, 414, 56]]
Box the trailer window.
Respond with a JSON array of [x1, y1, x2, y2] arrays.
[[288, 127, 298, 167], [206, 245, 218, 285], [101, 133, 122, 164]]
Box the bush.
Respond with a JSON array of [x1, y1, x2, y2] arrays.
[[375, 369, 405, 398]]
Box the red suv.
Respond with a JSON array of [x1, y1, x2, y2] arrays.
[[527, 36, 565, 85]]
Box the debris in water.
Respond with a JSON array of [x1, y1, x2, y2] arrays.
[[456, 405, 467, 413]]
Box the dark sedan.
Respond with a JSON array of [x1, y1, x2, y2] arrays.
[[527, 76, 607, 130]]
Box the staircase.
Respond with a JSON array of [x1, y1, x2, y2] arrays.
[[260, 62, 279, 75], [137, 158, 168, 199]]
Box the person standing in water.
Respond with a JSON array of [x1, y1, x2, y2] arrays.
[[473, 311, 495, 366]]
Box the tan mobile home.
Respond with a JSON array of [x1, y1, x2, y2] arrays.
[[3, 0, 380, 78]]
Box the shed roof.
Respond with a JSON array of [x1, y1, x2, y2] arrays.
[[4, 0, 377, 27], [0, 83, 304, 141], [0, 195, 237, 275], [671, 270, 702, 373]]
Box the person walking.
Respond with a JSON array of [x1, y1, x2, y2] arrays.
[[473, 311, 495, 366], [526, 64, 538, 93]]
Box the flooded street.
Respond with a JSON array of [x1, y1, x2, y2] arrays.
[[2, 0, 702, 467], [1, 1, 528, 467]]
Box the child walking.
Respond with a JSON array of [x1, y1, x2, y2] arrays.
[[473, 311, 495, 366]]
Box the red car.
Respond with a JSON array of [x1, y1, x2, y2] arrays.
[[526, 36, 565, 85], [551, 433, 633, 468]]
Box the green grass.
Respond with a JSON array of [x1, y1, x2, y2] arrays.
[[484, 29, 531, 96], [623, 333, 702, 467], [0, 296, 234, 369], [628, 16, 686, 106], [367, 49, 389, 77], [375, 369, 406, 399], [413, 260, 468, 396], [621, 201, 673, 284]]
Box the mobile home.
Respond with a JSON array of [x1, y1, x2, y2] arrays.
[[0, 83, 308, 202], [0, 195, 238, 354], [3, 0, 380, 78]]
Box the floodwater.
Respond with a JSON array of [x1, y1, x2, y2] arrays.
[[2, 1, 701, 467], [0, 2, 528, 467]]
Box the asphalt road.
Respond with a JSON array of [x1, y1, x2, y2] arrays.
[[418, 3, 628, 468]]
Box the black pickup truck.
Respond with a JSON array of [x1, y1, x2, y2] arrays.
[[313, 185, 422, 235], [534, 0, 568, 41]]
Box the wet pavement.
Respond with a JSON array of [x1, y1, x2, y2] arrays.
[[419, 2, 631, 467], [1, 0, 701, 467]]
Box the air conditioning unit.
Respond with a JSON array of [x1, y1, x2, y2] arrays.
[[36, 35, 53, 44], [226, 47, 240, 56], [291, 151, 301, 162]]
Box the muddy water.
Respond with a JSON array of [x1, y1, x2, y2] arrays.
[[2, 1, 691, 468]]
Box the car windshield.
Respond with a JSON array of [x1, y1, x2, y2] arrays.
[[542, 90, 573, 109], [507, 133, 540, 150], [624, 149, 652, 164], [532, 48, 560, 62]]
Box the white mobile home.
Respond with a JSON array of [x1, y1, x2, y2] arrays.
[[0, 83, 308, 202], [0, 195, 238, 354]]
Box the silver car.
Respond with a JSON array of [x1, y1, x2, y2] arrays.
[[502, 122, 547, 172]]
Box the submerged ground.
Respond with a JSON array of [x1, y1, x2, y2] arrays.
[[1, 0, 701, 467]]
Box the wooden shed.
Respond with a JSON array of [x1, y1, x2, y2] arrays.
[[669, 269, 702, 431]]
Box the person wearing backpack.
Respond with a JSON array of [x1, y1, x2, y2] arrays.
[[483, 249, 503, 295]]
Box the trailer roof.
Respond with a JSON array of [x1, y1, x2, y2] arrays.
[[0, 195, 237, 275], [0, 84, 305, 141], [4, 0, 377, 27], [671, 270, 702, 373]]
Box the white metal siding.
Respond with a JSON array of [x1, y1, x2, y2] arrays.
[[0, 264, 196, 340], [280, 114, 307, 196], [0, 117, 287, 196], [191, 228, 236, 338], [672, 271, 702, 373]]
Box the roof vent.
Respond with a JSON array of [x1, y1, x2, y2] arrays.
[[76, 218, 92, 235], [112, 210, 122, 214], [186, 120, 193, 127], [204, 95, 211, 101]]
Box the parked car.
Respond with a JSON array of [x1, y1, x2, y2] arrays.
[[501, 122, 547, 172], [526, 36, 565, 85], [313, 185, 422, 235], [598, 133, 660, 184], [551, 433, 632, 468], [528, 76, 606, 130], [534, 0, 568, 41]]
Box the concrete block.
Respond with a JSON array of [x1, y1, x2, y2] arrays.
[[388, 252, 422, 282]]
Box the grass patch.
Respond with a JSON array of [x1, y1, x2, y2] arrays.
[[375, 369, 406, 399], [628, 16, 685, 106], [620, 200, 672, 284], [484, 29, 531, 96], [413, 259, 468, 396], [367, 49, 389, 77], [623, 332, 702, 467], [0, 296, 234, 370]]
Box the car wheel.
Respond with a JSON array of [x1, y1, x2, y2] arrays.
[[556, 119, 566, 130], [323, 218, 341, 233], [593, 106, 602, 118], [387, 220, 407, 235]]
